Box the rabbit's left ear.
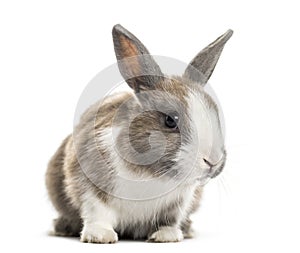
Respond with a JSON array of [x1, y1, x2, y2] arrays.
[[183, 30, 233, 85]]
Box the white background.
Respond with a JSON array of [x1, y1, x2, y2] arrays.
[[0, 0, 299, 252]]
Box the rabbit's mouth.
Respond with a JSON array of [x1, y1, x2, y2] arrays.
[[192, 152, 226, 184], [208, 162, 225, 178], [207, 156, 226, 179], [202, 151, 227, 179]]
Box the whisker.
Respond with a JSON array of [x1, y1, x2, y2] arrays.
[[219, 175, 231, 197]]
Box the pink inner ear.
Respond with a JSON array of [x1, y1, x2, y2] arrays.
[[119, 35, 139, 58], [118, 35, 144, 87]]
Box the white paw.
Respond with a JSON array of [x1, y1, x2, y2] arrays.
[[183, 228, 195, 239], [148, 226, 184, 243], [80, 226, 118, 244]]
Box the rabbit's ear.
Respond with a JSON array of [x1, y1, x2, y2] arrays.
[[112, 24, 163, 92], [183, 30, 233, 85]]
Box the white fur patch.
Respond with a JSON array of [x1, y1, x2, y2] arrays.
[[177, 89, 225, 181], [189, 91, 223, 160], [111, 183, 196, 230], [148, 226, 184, 242], [81, 227, 118, 243], [80, 190, 118, 243]]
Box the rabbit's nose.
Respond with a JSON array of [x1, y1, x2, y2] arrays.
[[203, 158, 213, 168]]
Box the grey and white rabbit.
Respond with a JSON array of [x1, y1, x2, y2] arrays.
[[46, 24, 233, 243]]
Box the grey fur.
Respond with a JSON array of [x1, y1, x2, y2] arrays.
[[112, 24, 164, 92], [183, 29, 233, 85], [46, 135, 82, 236]]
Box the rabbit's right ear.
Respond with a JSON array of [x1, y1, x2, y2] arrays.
[[183, 29, 233, 85], [112, 24, 164, 93]]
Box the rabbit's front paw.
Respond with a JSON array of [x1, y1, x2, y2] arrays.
[[148, 226, 183, 243], [80, 226, 118, 244]]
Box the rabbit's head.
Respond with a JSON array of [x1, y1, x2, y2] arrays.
[[111, 25, 232, 185]]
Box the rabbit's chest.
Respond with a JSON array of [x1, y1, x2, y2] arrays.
[[111, 183, 196, 238]]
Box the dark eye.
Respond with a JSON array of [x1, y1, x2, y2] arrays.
[[165, 114, 179, 129]]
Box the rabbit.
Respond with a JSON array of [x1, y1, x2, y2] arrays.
[[46, 24, 233, 243]]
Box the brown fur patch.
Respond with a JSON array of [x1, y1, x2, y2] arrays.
[[119, 35, 139, 59]]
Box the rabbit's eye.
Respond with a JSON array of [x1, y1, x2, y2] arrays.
[[165, 114, 179, 129]]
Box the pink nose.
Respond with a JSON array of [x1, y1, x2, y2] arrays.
[[203, 158, 213, 167]]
